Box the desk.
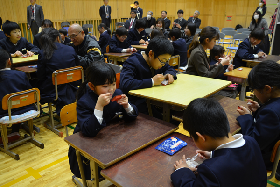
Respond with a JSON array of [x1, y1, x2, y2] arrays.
[[224, 67, 252, 101], [129, 74, 231, 122], [104, 52, 133, 65], [12, 55, 38, 67], [15, 66, 37, 79], [131, 44, 147, 50], [64, 113, 177, 187], [242, 55, 280, 67], [101, 132, 196, 187]]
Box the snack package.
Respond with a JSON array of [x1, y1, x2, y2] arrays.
[[161, 79, 168, 86], [155, 137, 187, 155], [111, 95, 122, 102]]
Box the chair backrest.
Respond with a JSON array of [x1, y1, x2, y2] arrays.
[[107, 63, 122, 74], [221, 28, 234, 32], [222, 30, 237, 37], [169, 55, 180, 67], [237, 28, 249, 33], [145, 28, 153, 34], [106, 45, 110, 53], [233, 33, 249, 40], [242, 31, 251, 35], [218, 32, 225, 39], [116, 73, 120, 89], [61, 22, 70, 28], [60, 102, 77, 127], [196, 29, 202, 34]]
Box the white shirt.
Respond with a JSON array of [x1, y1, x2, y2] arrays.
[[31, 4, 36, 20], [0, 68, 11, 71], [251, 44, 259, 58]]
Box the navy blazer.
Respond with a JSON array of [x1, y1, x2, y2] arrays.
[[187, 17, 202, 28], [0, 70, 35, 118], [124, 18, 137, 30], [99, 5, 111, 20], [33, 32, 42, 49], [233, 38, 262, 68], [127, 28, 147, 45], [173, 19, 188, 30], [171, 136, 267, 187], [237, 97, 280, 170], [172, 38, 188, 67], [0, 31, 6, 40], [209, 58, 228, 80], [109, 35, 131, 53], [164, 18, 171, 29], [98, 30, 111, 54], [0, 37, 39, 54], [142, 17, 156, 28], [36, 43, 80, 114], [62, 37, 71, 45]]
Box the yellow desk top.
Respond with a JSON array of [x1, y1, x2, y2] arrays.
[[12, 55, 38, 64], [224, 67, 252, 79], [131, 45, 147, 50], [129, 74, 231, 108]]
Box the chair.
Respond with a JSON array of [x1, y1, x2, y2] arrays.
[[107, 63, 122, 89], [217, 32, 231, 47], [222, 30, 237, 44], [196, 29, 202, 34], [267, 140, 280, 179], [242, 31, 251, 35], [0, 88, 44, 160], [46, 66, 84, 137], [61, 22, 71, 32], [168, 55, 181, 73], [227, 34, 249, 54], [237, 28, 249, 33], [83, 24, 94, 35], [145, 28, 153, 35], [60, 102, 77, 137], [221, 28, 235, 33]]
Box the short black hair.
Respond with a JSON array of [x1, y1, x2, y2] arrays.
[[145, 36, 174, 58], [42, 19, 53, 28], [183, 98, 230, 141], [210, 45, 225, 60], [186, 22, 196, 36], [131, 10, 137, 14], [0, 49, 10, 70], [82, 25, 89, 35], [59, 28, 68, 36], [177, 9, 184, 14], [169, 28, 181, 39], [150, 29, 163, 39], [250, 28, 265, 41], [135, 18, 146, 29], [156, 18, 165, 29], [116, 27, 128, 36], [248, 60, 280, 91], [0, 17, 2, 28], [161, 11, 167, 14], [2, 20, 20, 35], [134, 1, 139, 5]]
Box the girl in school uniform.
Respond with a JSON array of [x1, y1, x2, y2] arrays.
[[237, 60, 280, 178], [68, 61, 138, 183], [36, 28, 80, 115], [97, 23, 111, 54]]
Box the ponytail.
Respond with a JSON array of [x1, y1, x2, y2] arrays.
[[0, 49, 11, 82], [98, 23, 111, 35], [40, 28, 61, 60]]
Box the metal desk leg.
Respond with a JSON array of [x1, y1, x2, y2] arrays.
[[90, 160, 100, 187], [76, 150, 88, 187], [146, 99, 153, 117], [162, 103, 170, 122], [113, 58, 117, 65], [239, 81, 246, 101]]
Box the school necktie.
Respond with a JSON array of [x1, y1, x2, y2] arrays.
[[129, 19, 134, 29]]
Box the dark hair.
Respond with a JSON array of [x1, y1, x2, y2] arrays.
[[0, 49, 12, 81], [135, 18, 146, 29], [248, 60, 280, 91], [59, 28, 68, 36], [261, 0, 266, 6], [131, 10, 137, 14], [145, 36, 174, 58], [183, 98, 230, 141], [42, 19, 53, 28], [156, 18, 165, 29], [76, 61, 116, 100], [161, 11, 167, 14], [169, 28, 181, 39], [0, 17, 2, 28], [249, 28, 265, 40], [40, 28, 61, 60], [252, 11, 263, 27], [116, 27, 128, 36], [134, 1, 139, 5], [82, 26, 89, 35], [177, 9, 184, 14], [186, 23, 196, 36], [98, 23, 111, 35], [210, 45, 225, 60], [150, 29, 163, 39], [188, 26, 219, 57], [2, 20, 20, 35]]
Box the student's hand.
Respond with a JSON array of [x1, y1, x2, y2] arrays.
[[152, 74, 165, 86], [139, 39, 145, 44], [126, 48, 133, 52], [247, 99, 260, 112], [132, 48, 137, 52], [173, 22, 176, 27], [176, 23, 181, 29], [237, 106, 251, 115], [95, 93, 112, 111], [174, 155, 197, 172], [164, 74, 174, 84], [13, 51, 23, 57], [118, 94, 129, 109], [196, 150, 211, 159], [26, 51, 34, 57], [145, 41, 149, 45], [228, 64, 233, 71], [150, 25, 155, 29], [257, 51, 265, 58], [221, 55, 231, 66]]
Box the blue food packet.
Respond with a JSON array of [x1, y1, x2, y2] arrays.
[[28, 65, 37, 68], [155, 137, 187, 155]]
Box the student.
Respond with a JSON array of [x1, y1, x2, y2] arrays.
[[36, 28, 80, 115], [186, 26, 230, 78], [0, 17, 6, 40], [256, 0, 267, 17], [133, 1, 143, 19], [59, 29, 71, 45], [237, 60, 280, 176], [127, 18, 148, 45], [171, 98, 267, 187], [150, 29, 164, 39], [184, 23, 196, 51], [233, 28, 266, 68], [187, 10, 201, 28], [169, 28, 188, 67], [99, 0, 111, 28], [33, 19, 53, 49], [155, 18, 169, 39], [97, 23, 111, 54], [161, 11, 170, 29], [68, 61, 138, 182], [173, 10, 188, 30], [109, 27, 135, 53], [143, 11, 156, 29], [120, 36, 176, 114], [0, 20, 39, 57], [124, 10, 137, 30]]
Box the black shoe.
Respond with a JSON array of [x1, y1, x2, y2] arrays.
[[33, 125, 40, 133], [275, 172, 280, 180]]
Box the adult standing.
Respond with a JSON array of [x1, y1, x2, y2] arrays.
[[99, 0, 111, 28], [161, 11, 170, 29], [27, 0, 44, 37], [188, 10, 201, 28], [256, 0, 267, 17]]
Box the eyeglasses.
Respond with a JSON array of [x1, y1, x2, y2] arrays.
[[158, 57, 170, 66], [120, 36, 127, 39], [69, 30, 82, 39]]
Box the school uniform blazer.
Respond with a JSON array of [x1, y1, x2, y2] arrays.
[[27, 4, 44, 27], [0, 37, 39, 54], [142, 17, 156, 28], [249, 18, 269, 35], [98, 30, 111, 54], [124, 18, 137, 30], [0, 70, 35, 118], [33, 32, 42, 49], [188, 17, 201, 28], [109, 35, 131, 53], [127, 28, 148, 45], [237, 97, 280, 170], [172, 38, 188, 67], [171, 136, 267, 187], [173, 19, 188, 30], [209, 58, 228, 80], [233, 38, 262, 68], [256, 6, 267, 17], [62, 37, 71, 45], [99, 5, 111, 22], [186, 44, 224, 78], [185, 35, 194, 51], [164, 18, 171, 29], [0, 31, 6, 40]]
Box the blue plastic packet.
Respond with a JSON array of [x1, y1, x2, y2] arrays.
[[28, 65, 37, 68], [155, 137, 187, 155]]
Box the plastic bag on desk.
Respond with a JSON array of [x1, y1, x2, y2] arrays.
[[155, 137, 187, 155]]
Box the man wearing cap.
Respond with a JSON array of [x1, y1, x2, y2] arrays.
[[188, 10, 201, 28]]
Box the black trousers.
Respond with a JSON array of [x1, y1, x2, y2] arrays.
[[102, 18, 111, 28], [31, 20, 39, 37]]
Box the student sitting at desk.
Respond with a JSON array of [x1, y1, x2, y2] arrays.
[[68, 62, 138, 183], [109, 27, 136, 53], [97, 23, 111, 54], [0, 20, 39, 57], [127, 18, 148, 45], [171, 98, 267, 187], [233, 28, 266, 68], [59, 29, 71, 45]]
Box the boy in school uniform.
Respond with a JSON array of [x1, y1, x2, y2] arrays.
[[109, 27, 136, 53], [0, 20, 39, 57], [59, 29, 71, 45], [127, 18, 148, 45], [169, 28, 188, 67], [124, 10, 137, 30], [171, 98, 267, 187], [173, 10, 188, 30]]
